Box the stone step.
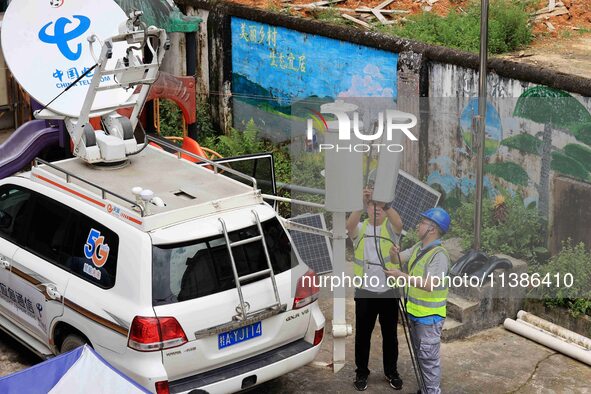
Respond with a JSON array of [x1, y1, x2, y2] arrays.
[[447, 293, 481, 323], [441, 317, 465, 342]]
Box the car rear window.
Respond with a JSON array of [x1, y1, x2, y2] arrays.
[[152, 217, 296, 306]]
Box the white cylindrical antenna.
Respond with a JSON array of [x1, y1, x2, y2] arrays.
[[140, 189, 154, 202], [140, 189, 154, 215], [151, 196, 166, 207], [323, 99, 364, 212], [131, 186, 143, 205]]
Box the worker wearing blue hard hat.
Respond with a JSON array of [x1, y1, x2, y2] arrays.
[[385, 207, 451, 394], [420, 207, 451, 234]]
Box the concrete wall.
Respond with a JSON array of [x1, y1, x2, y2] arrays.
[[181, 0, 591, 250], [229, 17, 399, 139], [427, 62, 591, 221], [161, 32, 187, 77], [552, 176, 591, 254], [190, 7, 210, 100]]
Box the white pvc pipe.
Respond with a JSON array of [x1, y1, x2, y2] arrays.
[[504, 318, 591, 366], [517, 310, 591, 351]]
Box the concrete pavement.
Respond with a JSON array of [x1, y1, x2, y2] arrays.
[[260, 285, 591, 393]]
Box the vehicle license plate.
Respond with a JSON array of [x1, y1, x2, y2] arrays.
[[218, 321, 262, 349]]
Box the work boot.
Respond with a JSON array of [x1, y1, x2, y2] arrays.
[[353, 374, 368, 391], [385, 371, 403, 390]]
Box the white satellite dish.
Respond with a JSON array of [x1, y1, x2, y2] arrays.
[[1, 0, 132, 117]]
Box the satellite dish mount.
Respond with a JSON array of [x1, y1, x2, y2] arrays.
[[35, 10, 169, 164]]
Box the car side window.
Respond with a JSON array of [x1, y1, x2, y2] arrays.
[[25, 194, 72, 265], [22, 192, 119, 289], [64, 213, 119, 289], [0, 185, 33, 245]]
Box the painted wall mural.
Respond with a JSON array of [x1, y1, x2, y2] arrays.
[[511, 86, 591, 218], [230, 17, 399, 140], [427, 63, 591, 217]]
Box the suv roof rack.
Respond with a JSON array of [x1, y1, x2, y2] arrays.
[[30, 141, 264, 232]]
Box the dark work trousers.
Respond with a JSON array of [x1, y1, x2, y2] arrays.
[[354, 289, 400, 378]]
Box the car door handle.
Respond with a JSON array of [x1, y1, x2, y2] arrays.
[[0, 256, 10, 270], [45, 284, 62, 300]]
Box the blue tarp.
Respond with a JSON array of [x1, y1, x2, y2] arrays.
[[0, 345, 150, 394]]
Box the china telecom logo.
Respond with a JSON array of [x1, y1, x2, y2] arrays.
[[38, 15, 91, 61]]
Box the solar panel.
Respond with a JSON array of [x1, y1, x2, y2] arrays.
[[391, 170, 441, 233], [289, 213, 333, 274]]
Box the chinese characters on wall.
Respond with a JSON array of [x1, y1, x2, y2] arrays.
[[238, 22, 306, 73]]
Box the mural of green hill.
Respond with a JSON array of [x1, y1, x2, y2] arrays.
[[232, 73, 335, 120], [463, 132, 500, 156], [232, 73, 292, 116]]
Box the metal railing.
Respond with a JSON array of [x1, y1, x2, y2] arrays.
[[33, 158, 144, 216], [147, 135, 258, 191]]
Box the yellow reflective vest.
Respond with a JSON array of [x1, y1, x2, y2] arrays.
[[353, 220, 400, 288], [405, 243, 450, 318]]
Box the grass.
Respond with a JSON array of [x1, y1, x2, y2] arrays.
[[379, 0, 532, 54], [266, 0, 535, 54], [311, 6, 352, 26]]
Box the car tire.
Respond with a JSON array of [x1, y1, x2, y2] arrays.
[[60, 334, 88, 353]]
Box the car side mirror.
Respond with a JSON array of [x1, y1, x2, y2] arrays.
[[0, 210, 13, 229]]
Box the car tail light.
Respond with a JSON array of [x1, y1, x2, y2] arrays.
[[155, 380, 170, 394], [293, 270, 319, 309], [128, 316, 188, 352], [313, 327, 324, 346]]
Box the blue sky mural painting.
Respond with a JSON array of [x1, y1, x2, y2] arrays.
[[231, 17, 399, 138]]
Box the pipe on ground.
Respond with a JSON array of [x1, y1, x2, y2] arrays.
[[517, 310, 591, 351], [504, 318, 591, 366]]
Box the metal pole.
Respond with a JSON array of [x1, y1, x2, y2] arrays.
[[331, 212, 349, 372], [473, 0, 489, 251], [186, 31, 198, 140]]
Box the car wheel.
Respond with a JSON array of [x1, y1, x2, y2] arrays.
[[60, 334, 88, 353]]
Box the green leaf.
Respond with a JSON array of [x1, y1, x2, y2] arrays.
[[514, 87, 591, 129], [571, 122, 591, 145], [500, 133, 542, 155], [551, 151, 590, 181], [564, 144, 591, 172], [485, 162, 529, 186]]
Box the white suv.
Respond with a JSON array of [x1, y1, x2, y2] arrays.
[[0, 146, 324, 393]]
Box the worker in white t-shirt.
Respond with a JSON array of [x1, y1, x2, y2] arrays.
[[346, 183, 404, 391]]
